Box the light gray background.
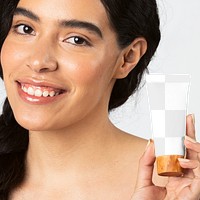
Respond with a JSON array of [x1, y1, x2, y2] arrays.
[[0, 0, 200, 141]]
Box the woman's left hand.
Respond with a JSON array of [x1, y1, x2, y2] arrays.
[[132, 114, 200, 200]]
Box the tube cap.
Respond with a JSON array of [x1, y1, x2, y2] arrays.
[[157, 155, 184, 177]]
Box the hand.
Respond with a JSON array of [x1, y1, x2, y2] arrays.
[[131, 114, 200, 200]]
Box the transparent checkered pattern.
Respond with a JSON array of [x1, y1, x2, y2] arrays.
[[146, 74, 190, 156]]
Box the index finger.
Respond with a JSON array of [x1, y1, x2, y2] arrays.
[[185, 114, 197, 161], [186, 114, 196, 140]]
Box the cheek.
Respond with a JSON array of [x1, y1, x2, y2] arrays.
[[1, 39, 26, 76], [58, 51, 114, 88], [1, 41, 11, 74]]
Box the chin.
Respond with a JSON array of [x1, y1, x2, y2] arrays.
[[13, 112, 49, 131], [16, 119, 47, 131]]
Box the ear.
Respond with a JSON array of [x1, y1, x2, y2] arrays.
[[114, 37, 147, 79]]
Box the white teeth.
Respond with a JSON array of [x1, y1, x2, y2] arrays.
[[22, 86, 28, 93], [43, 91, 49, 97], [49, 91, 55, 97], [27, 87, 34, 96], [35, 89, 43, 97], [21, 85, 59, 97]]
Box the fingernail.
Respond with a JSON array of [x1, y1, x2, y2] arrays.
[[185, 135, 197, 143], [191, 114, 195, 125], [178, 158, 190, 163]]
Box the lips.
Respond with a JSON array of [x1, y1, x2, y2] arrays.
[[16, 79, 67, 104]]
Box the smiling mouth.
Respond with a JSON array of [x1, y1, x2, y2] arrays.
[[18, 82, 66, 98]]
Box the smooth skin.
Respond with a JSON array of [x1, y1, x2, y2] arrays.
[[1, 0, 200, 199]]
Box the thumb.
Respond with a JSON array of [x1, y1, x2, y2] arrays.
[[135, 139, 156, 189]]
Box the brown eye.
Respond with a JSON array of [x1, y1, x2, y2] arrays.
[[65, 36, 90, 46], [73, 37, 86, 45], [14, 24, 35, 35]]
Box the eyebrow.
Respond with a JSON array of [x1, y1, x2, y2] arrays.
[[14, 7, 39, 21], [60, 20, 103, 38], [14, 7, 103, 38]]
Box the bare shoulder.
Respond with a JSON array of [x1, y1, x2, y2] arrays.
[[113, 129, 168, 187], [114, 128, 148, 158]]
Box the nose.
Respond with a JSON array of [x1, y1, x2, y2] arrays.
[[27, 40, 58, 73]]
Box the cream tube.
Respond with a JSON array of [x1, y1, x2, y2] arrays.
[[146, 74, 191, 176]]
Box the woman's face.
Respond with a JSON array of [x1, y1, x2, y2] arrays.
[[1, 0, 125, 131]]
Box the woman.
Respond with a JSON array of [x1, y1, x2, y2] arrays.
[[0, 0, 199, 199]]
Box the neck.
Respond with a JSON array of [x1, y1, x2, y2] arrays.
[[25, 111, 119, 187]]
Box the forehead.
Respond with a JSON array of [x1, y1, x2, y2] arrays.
[[17, 0, 110, 29]]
